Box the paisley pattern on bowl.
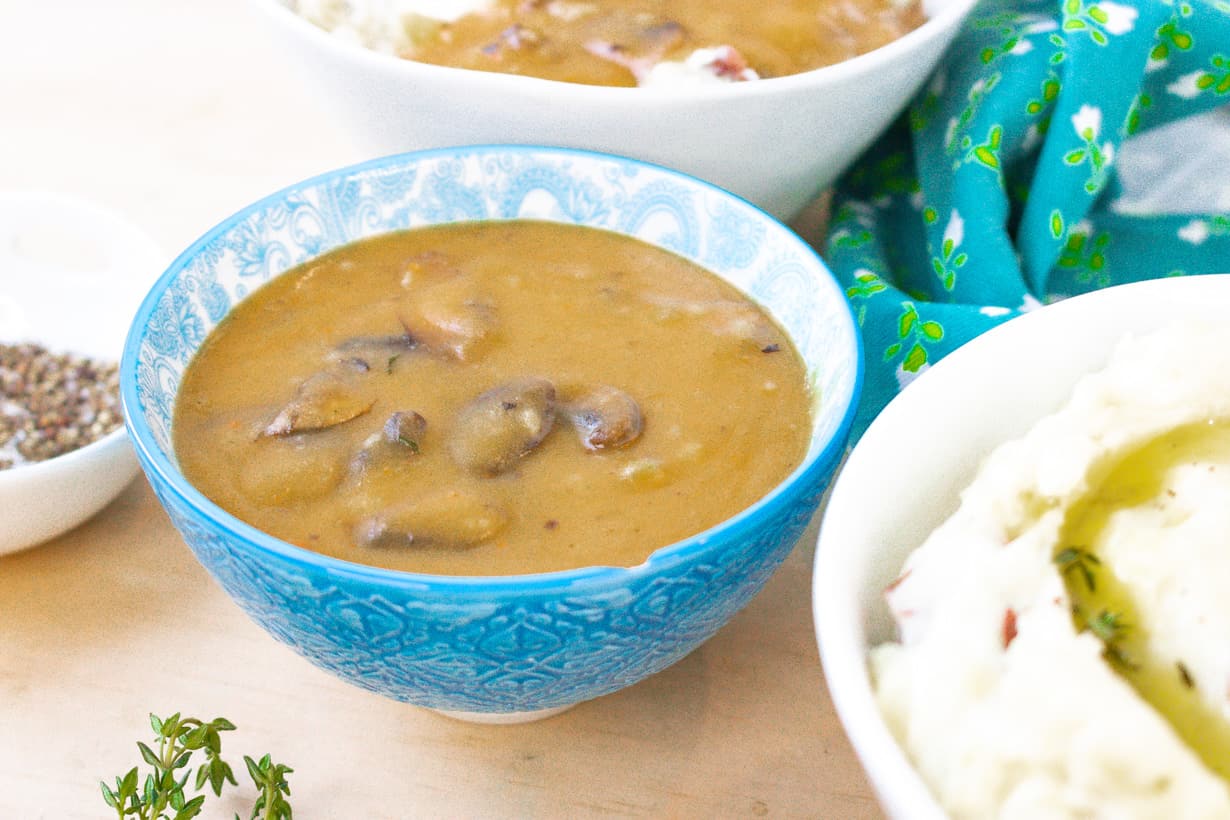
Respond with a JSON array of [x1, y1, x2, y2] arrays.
[[121, 146, 862, 714]]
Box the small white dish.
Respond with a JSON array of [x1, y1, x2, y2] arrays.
[[812, 275, 1230, 818], [0, 192, 163, 556]]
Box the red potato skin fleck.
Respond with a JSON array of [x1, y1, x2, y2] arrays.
[[885, 568, 912, 595], [1002, 608, 1018, 649], [709, 45, 751, 79]]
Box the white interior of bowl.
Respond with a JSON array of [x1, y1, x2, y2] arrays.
[[0, 191, 164, 360], [128, 148, 859, 481], [813, 274, 1230, 819]]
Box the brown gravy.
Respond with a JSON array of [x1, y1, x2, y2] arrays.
[[406, 0, 927, 86], [174, 222, 812, 575]]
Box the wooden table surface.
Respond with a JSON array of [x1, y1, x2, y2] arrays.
[[0, 1, 878, 816]]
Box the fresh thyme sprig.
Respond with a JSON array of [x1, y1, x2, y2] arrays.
[[244, 754, 294, 820], [100, 713, 292, 820]]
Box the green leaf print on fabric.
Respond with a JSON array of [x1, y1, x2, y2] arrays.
[[1150, 16, 1193, 65], [1062, 0, 1139, 46], [1196, 54, 1230, 94], [963, 125, 1005, 171], [1056, 224, 1111, 288], [931, 211, 968, 291], [847, 270, 889, 304], [1168, 55, 1230, 99], [946, 74, 1003, 157], [1026, 73, 1062, 116], [884, 303, 945, 373], [1062, 105, 1113, 193], [1124, 92, 1152, 135]]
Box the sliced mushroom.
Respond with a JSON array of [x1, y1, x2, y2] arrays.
[[563, 386, 643, 451], [355, 489, 509, 550], [449, 377, 556, 475], [263, 367, 377, 436], [328, 334, 418, 372], [398, 275, 498, 361], [349, 410, 428, 479], [239, 437, 346, 506]]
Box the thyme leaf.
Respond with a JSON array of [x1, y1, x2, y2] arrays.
[[1089, 608, 1129, 643], [1055, 546, 1101, 592], [1083, 609, 1139, 671], [1178, 660, 1195, 689]]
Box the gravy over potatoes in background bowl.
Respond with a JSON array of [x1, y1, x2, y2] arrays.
[[122, 145, 862, 721], [248, 0, 977, 219]]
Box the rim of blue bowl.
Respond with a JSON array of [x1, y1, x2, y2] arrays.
[[120, 144, 864, 593]]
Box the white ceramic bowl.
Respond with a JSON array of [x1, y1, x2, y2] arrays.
[[812, 275, 1230, 819], [248, 0, 975, 220], [0, 192, 163, 555]]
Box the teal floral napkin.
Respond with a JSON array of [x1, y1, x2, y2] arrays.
[[825, 0, 1230, 440]]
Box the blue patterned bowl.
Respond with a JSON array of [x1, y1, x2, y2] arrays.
[[120, 146, 862, 721]]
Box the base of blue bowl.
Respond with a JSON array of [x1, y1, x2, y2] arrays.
[[432, 704, 576, 724]]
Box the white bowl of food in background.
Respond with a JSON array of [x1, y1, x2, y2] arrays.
[[0, 192, 162, 555], [247, 0, 976, 220], [813, 275, 1230, 819]]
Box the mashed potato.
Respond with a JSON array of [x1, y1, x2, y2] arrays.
[[872, 324, 1230, 819], [288, 0, 493, 53]]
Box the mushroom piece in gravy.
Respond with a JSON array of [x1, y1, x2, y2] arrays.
[[562, 385, 643, 451], [349, 410, 429, 477], [448, 377, 557, 475], [398, 274, 499, 362], [263, 366, 377, 436], [355, 488, 510, 549]]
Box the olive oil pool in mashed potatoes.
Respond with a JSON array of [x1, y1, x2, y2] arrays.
[[173, 221, 812, 576]]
